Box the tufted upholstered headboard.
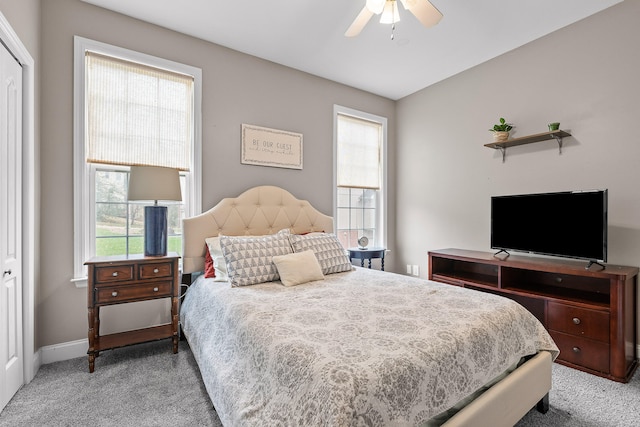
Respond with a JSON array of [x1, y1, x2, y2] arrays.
[[182, 185, 334, 274]]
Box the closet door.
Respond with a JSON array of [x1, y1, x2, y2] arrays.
[[1, 40, 23, 411]]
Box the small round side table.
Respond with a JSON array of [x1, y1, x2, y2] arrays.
[[348, 247, 386, 271]]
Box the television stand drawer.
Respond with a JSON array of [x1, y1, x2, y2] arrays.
[[547, 302, 609, 343], [550, 331, 610, 373]]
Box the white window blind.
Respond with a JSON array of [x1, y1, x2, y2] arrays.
[[85, 51, 194, 170], [336, 113, 382, 189]]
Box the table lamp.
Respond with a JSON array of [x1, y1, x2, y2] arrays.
[[128, 166, 182, 256]]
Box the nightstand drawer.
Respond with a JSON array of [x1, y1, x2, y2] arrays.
[[95, 264, 134, 284], [550, 331, 610, 373], [139, 262, 173, 280], [547, 302, 609, 343], [96, 281, 172, 304]]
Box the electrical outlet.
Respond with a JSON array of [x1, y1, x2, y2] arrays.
[[412, 265, 420, 276], [406, 264, 412, 274]]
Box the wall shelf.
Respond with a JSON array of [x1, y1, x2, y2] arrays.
[[485, 130, 571, 162]]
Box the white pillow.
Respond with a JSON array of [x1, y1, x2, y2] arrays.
[[219, 229, 293, 287], [204, 236, 229, 282], [288, 232, 353, 275], [272, 250, 324, 287]]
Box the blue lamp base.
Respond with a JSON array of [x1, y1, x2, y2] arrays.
[[144, 205, 168, 257]]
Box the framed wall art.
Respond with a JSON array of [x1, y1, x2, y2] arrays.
[[241, 124, 303, 170]]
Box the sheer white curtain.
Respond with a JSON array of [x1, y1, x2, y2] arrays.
[[85, 51, 193, 170]]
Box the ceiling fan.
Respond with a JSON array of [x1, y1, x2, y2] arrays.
[[345, 0, 443, 37]]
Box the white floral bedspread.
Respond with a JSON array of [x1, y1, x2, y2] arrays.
[[181, 267, 558, 426]]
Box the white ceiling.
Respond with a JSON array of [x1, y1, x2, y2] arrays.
[[81, 0, 621, 100]]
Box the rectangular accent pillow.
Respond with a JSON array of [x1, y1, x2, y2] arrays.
[[219, 229, 293, 287], [288, 232, 353, 275], [272, 250, 324, 287]]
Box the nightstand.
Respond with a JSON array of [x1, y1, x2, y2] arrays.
[[85, 253, 180, 373], [348, 247, 386, 271]]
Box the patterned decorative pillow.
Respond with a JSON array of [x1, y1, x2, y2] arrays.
[[219, 229, 293, 287], [288, 232, 353, 275]]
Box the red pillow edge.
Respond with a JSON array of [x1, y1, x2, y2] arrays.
[[204, 247, 215, 278]]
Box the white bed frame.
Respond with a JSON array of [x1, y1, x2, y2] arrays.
[[181, 185, 552, 426]]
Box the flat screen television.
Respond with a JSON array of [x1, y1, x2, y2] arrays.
[[491, 190, 608, 263]]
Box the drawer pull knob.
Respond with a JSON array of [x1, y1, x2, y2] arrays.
[[153, 287, 159, 292], [111, 291, 118, 297], [112, 272, 118, 277], [153, 268, 159, 274], [572, 317, 581, 325], [572, 346, 581, 353]]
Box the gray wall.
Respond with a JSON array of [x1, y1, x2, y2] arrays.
[[0, 0, 39, 53], [396, 1, 640, 338], [39, 0, 396, 347]]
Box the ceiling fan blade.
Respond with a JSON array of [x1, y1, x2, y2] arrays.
[[400, 0, 443, 28], [345, 6, 374, 37]]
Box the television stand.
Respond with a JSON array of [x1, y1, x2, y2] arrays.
[[428, 248, 638, 382]]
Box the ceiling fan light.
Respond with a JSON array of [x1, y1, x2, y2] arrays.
[[380, 1, 401, 24], [366, 0, 386, 14]]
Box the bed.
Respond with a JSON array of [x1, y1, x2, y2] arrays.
[[180, 185, 559, 426]]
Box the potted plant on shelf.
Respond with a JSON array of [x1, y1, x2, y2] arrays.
[[489, 117, 513, 142]]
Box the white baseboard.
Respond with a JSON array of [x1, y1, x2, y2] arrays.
[[40, 338, 88, 365]]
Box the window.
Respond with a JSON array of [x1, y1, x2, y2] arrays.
[[93, 166, 186, 257], [334, 105, 387, 250], [73, 37, 202, 285]]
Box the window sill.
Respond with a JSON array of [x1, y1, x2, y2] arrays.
[[71, 276, 88, 288]]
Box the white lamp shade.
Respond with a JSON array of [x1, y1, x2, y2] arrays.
[[128, 165, 182, 202]]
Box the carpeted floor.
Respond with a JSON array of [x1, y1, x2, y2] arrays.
[[517, 360, 640, 427], [0, 340, 221, 426], [1, 340, 638, 426]]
